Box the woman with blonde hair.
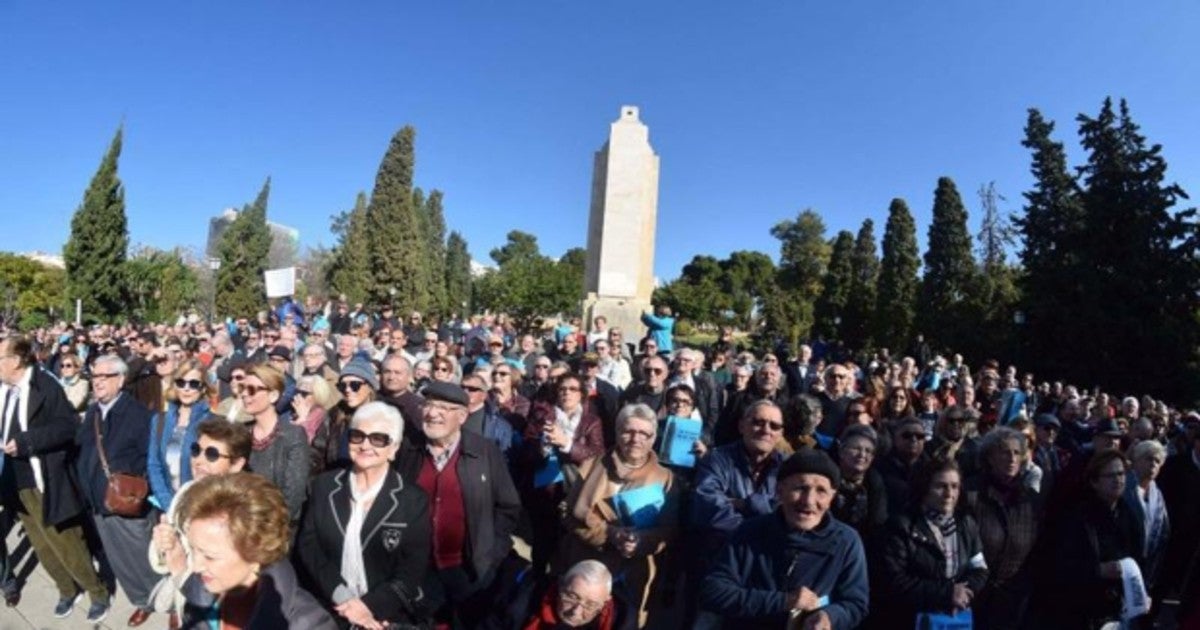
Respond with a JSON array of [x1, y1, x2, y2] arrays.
[[291, 374, 340, 444], [148, 359, 215, 512], [240, 364, 310, 523]]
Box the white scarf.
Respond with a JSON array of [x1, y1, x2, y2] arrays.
[[338, 472, 387, 601]]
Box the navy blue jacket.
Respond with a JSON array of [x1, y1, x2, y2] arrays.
[[699, 511, 869, 628], [690, 443, 782, 553], [76, 393, 153, 516]]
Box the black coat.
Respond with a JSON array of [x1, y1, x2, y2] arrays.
[[181, 560, 337, 630], [75, 392, 153, 517], [876, 509, 989, 621], [393, 429, 522, 581], [1159, 450, 1200, 593], [1, 366, 85, 526], [297, 468, 431, 626], [584, 377, 621, 439]]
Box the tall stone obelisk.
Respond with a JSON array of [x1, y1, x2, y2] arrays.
[[582, 106, 660, 343]]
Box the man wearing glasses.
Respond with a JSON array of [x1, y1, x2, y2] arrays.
[[0, 336, 110, 620], [817, 364, 861, 438], [502, 559, 634, 629], [877, 416, 931, 515]]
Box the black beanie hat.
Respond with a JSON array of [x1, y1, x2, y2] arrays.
[[778, 448, 841, 487]]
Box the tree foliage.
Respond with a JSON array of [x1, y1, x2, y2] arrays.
[[473, 231, 581, 329], [422, 189, 449, 315], [125, 247, 200, 323], [768, 209, 831, 348], [215, 178, 273, 318], [365, 126, 429, 310], [326, 191, 372, 304], [842, 219, 879, 351], [814, 231, 855, 340], [444, 231, 472, 316], [918, 177, 975, 352], [874, 198, 920, 352], [63, 126, 128, 321], [0, 254, 66, 330]]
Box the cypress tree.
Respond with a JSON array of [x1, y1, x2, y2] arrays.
[[444, 231, 472, 317], [918, 177, 975, 352], [768, 209, 831, 347], [215, 178, 273, 318], [962, 183, 1020, 364], [365, 126, 429, 310], [423, 190, 449, 315], [842, 219, 879, 351], [874, 199, 920, 353], [813, 231, 855, 340], [326, 191, 372, 304], [64, 127, 128, 320]]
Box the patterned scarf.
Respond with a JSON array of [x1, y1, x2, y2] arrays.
[[926, 510, 959, 578]]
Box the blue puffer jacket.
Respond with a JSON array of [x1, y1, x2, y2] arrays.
[[147, 401, 211, 510], [699, 511, 869, 629]]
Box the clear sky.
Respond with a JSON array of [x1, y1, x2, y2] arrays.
[[2, 2, 1198, 280]]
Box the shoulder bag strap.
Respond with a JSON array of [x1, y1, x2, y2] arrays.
[[92, 408, 113, 478]]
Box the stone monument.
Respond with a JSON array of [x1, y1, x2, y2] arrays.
[[582, 106, 660, 345]]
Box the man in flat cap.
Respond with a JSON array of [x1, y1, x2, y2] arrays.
[[393, 381, 521, 628]]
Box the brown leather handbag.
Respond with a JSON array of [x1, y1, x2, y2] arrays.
[[93, 411, 148, 517]]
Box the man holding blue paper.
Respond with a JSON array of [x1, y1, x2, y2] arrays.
[[699, 448, 869, 629]]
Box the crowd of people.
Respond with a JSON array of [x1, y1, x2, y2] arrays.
[[0, 300, 1199, 630]]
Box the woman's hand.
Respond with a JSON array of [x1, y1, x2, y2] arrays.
[[334, 597, 380, 629], [152, 515, 177, 555], [291, 394, 312, 421], [951, 582, 973, 611], [545, 423, 569, 449]]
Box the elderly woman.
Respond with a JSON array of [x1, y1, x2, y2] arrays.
[[148, 359, 215, 512], [1124, 439, 1170, 592], [491, 361, 531, 433], [430, 355, 458, 384], [291, 374, 341, 445], [314, 358, 378, 474], [877, 459, 989, 624], [240, 363, 310, 523], [298, 402, 430, 630], [963, 426, 1041, 629], [557, 403, 680, 628], [176, 473, 336, 629], [58, 351, 90, 411], [149, 418, 251, 624], [832, 425, 888, 542]]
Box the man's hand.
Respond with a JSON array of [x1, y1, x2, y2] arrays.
[[786, 586, 821, 613], [801, 610, 832, 630], [2, 440, 16, 456]]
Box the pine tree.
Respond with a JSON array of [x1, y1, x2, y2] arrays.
[[768, 209, 830, 348], [63, 127, 128, 320], [215, 178, 273, 318], [918, 177, 975, 352], [365, 126, 429, 310], [813, 231, 855, 340], [422, 190, 449, 315], [874, 199, 920, 353], [1016, 108, 1087, 382], [444, 231, 472, 317], [961, 183, 1020, 364], [326, 191, 372, 304], [842, 219, 879, 351]]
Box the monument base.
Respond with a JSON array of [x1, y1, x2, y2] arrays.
[[582, 294, 652, 354]]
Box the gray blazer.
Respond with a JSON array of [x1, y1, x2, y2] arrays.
[[248, 419, 311, 522]]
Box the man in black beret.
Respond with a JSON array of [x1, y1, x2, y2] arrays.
[[699, 448, 868, 630], [392, 381, 521, 629]]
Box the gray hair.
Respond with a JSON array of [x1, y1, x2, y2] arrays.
[[742, 399, 782, 424], [977, 426, 1028, 473], [615, 403, 658, 437], [1130, 439, 1166, 463], [93, 354, 129, 377], [383, 353, 413, 372], [561, 559, 612, 596], [350, 401, 403, 444]]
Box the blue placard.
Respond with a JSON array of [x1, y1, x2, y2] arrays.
[[659, 416, 703, 468], [612, 483, 666, 529], [533, 452, 565, 488], [916, 609, 973, 630]]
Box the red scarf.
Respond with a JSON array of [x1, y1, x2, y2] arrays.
[[521, 583, 616, 630]]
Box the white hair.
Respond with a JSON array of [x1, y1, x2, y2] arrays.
[[561, 559, 612, 596], [93, 354, 128, 377], [1130, 439, 1166, 463], [350, 401, 403, 443], [615, 403, 657, 436]]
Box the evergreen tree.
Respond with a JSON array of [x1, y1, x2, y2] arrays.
[[444, 231, 472, 317], [768, 209, 830, 348], [326, 192, 372, 304], [961, 183, 1020, 364], [842, 219, 879, 351], [365, 126, 430, 310], [813, 231, 855, 340], [63, 127, 128, 320], [1015, 108, 1087, 383], [874, 199, 920, 353], [719, 251, 777, 331], [215, 178, 273, 318], [422, 190, 449, 315], [918, 177, 975, 352]]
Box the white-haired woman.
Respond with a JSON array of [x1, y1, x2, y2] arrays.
[[297, 401, 431, 630], [557, 404, 680, 628], [1125, 439, 1170, 592]]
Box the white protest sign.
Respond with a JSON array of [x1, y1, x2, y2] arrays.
[[264, 267, 296, 298]]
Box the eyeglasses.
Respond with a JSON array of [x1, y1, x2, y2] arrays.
[[240, 384, 269, 397], [620, 428, 655, 442], [646, 368, 664, 375], [668, 397, 694, 407], [534, 364, 550, 370], [560, 591, 604, 616], [61, 363, 78, 369], [174, 378, 203, 391], [843, 445, 875, 457], [462, 384, 486, 393], [423, 401, 463, 414], [898, 432, 925, 441], [295, 389, 312, 398], [348, 429, 393, 447], [337, 380, 367, 394], [434, 366, 451, 374], [494, 371, 511, 378], [751, 418, 784, 432], [190, 443, 233, 462], [232, 374, 246, 382], [92, 372, 121, 380]]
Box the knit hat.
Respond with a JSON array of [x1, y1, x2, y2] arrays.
[[839, 424, 878, 447], [778, 448, 841, 487], [339, 357, 379, 391]]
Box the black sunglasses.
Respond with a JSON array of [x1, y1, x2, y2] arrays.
[[295, 389, 312, 398], [337, 380, 367, 394], [190, 443, 233, 462], [174, 378, 203, 391], [348, 429, 392, 447], [462, 384, 486, 393]]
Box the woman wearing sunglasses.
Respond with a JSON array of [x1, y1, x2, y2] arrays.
[[298, 402, 430, 630], [57, 351, 90, 412], [147, 359, 214, 513], [242, 363, 311, 524], [313, 358, 378, 475]]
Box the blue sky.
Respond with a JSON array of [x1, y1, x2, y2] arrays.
[[2, 2, 1198, 281]]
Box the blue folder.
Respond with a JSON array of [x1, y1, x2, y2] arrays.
[[611, 483, 666, 529], [659, 416, 703, 468]]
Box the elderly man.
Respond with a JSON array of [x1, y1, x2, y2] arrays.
[[699, 448, 869, 629], [333, 334, 358, 372], [715, 362, 789, 447], [75, 354, 161, 627], [0, 336, 110, 621], [394, 381, 521, 629], [460, 372, 515, 460], [299, 341, 338, 386], [499, 559, 635, 630], [816, 363, 859, 439], [669, 348, 721, 442], [579, 352, 620, 429], [379, 354, 425, 441], [388, 327, 416, 365]]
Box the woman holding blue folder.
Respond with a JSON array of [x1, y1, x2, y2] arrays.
[[556, 403, 681, 628]]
